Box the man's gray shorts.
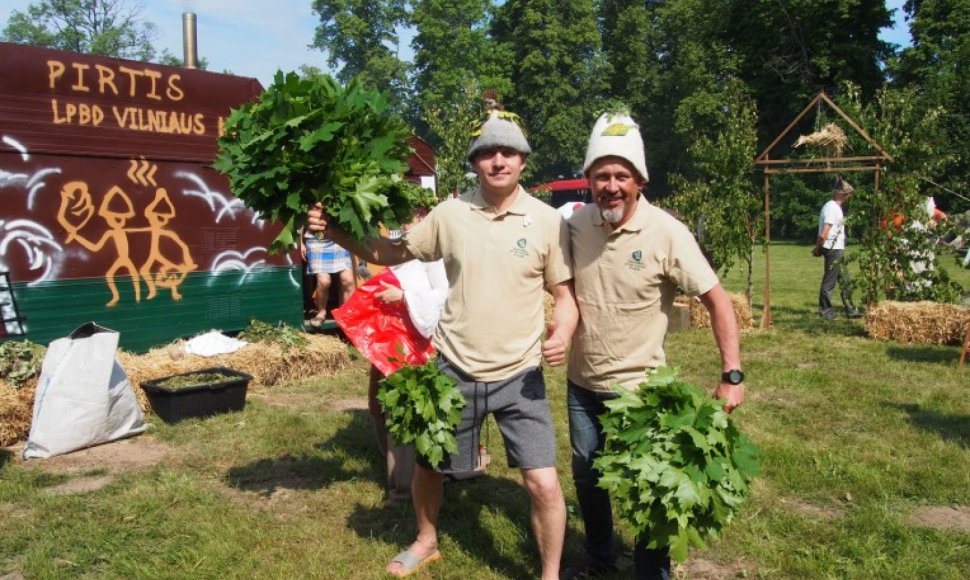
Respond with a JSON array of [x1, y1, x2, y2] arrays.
[[419, 355, 557, 474]]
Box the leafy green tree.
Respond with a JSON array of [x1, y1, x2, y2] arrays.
[[156, 49, 209, 70], [891, 0, 970, 213], [726, 0, 893, 148], [409, 0, 510, 140], [836, 82, 963, 303], [310, 0, 410, 111], [422, 80, 482, 198], [599, 0, 740, 195], [670, 79, 761, 301], [491, 0, 609, 181], [2, 0, 159, 61]]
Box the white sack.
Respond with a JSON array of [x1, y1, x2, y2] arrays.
[[23, 322, 146, 459]]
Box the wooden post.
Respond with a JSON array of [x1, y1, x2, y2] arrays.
[[760, 173, 773, 329]]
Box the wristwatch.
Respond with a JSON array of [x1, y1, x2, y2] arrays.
[[721, 369, 745, 385]]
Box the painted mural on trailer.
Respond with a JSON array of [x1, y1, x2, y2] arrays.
[[0, 42, 301, 350]]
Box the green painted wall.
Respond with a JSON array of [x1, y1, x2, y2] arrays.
[[3, 267, 302, 352]]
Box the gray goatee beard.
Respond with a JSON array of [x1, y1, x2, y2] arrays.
[[601, 206, 625, 224]]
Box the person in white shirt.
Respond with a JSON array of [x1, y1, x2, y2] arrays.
[[812, 177, 863, 320]]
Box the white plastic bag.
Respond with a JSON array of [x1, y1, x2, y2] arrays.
[[23, 322, 146, 459]]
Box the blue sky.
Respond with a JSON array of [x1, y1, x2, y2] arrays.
[[3, 0, 912, 88]]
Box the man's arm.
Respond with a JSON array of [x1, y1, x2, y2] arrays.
[[813, 223, 832, 256], [541, 280, 579, 367], [307, 203, 412, 266], [698, 283, 745, 413]]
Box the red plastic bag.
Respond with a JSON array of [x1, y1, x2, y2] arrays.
[[332, 268, 435, 376]]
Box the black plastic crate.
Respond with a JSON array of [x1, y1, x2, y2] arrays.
[[141, 366, 252, 423]]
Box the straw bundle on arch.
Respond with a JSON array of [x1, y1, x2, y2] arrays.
[[794, 123, 849, 158]]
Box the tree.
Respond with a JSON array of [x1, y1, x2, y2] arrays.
[[726, 0, 893, 150], [491, 0, 609, 181], [2, 0, 159, 61], [891, 0, 970, 213], [836, 82, 963, 303], [156, 49, 209, 70], [600, 0, 740, 195], [310, 0, 410, 111], [423, 80, 482, 198], [670, 79, 762, 302], [409, 0, 510, 141]]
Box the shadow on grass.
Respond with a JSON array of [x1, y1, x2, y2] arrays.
[[0, 447, 12, 468], [884, 345, 962, 365], [346, 474, 538, 579], [224, 410, 383, 496], [887, 402, 970, 448], [761, 304, 868, 337]]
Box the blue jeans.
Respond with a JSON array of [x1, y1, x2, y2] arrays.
[[568, 381, 671, 580]]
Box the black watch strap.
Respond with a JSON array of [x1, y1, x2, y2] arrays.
[[721, 369, 745, 385]]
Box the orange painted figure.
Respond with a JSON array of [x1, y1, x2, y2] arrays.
[[57, 182, 141, 306], [137, 188, 197, 300]]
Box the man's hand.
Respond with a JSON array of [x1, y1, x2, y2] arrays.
[[375, 281, 403, 304], [811, 246, 822, 257], [541, 320, 568, 367], [713, 382, 745, 413], [307, 202, 328, 233]]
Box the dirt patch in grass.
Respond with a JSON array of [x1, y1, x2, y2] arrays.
[[780, 497, 845, 520], [250, 394, 368, 413], [676, 557, 754, 579], [909, 505, 970, 533], [5, 436, 172, 495], [329, 398, 369, 412], [250, 392, 320, 410]]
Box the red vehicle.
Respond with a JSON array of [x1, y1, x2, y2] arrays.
[[530, 178, 591, 208]]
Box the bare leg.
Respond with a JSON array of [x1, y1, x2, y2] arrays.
[[386, 464, 443, 575], [521, 466, 566, 580], [338, 267, 355, 304], [315, 272, 331, 319]]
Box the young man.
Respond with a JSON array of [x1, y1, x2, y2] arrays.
[[307, 110, 577, 579], [812, 177, 863, 320], [563, 112, 745, 580]]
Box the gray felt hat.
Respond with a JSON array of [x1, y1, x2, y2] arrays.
[[467, 110, 532, 160]]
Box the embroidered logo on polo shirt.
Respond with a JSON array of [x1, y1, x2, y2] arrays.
[[626, 249, 645, 271], [511, 237, 529, 258]]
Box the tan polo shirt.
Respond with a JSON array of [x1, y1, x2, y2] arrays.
[[567, 197, 718, 393], [404, 185, 572, 381]]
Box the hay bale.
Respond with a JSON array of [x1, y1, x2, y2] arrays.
[[120, 333, 351, 408], [0, 378, 35, 447], [865, 301, 970, 345], [1, 333, 350, 446], [675, 293, 753, 330]]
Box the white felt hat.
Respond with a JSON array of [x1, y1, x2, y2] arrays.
[[582, 112, 648, 182]]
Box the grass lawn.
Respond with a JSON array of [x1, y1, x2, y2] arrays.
[[2, 242, 968, 579]]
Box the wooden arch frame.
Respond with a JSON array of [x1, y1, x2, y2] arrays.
[[753, 92, 893, 328]]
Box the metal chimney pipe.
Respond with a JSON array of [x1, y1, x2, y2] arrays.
[[182, 12, 198, 69]]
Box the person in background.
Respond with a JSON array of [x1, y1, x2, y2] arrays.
[[300, 231, 355, 327], [562, 111, 745, 580], [812, 177, 863, 320], [365, 206, 449, 505], [307, 109, 577, 579]]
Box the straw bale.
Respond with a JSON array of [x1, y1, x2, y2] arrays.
[[864, 301, 970, 345], [0, 334, 349, 446], [543, 293, 554, 323], [675, 293, 753, 330], [0, 378, 36, 447]]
